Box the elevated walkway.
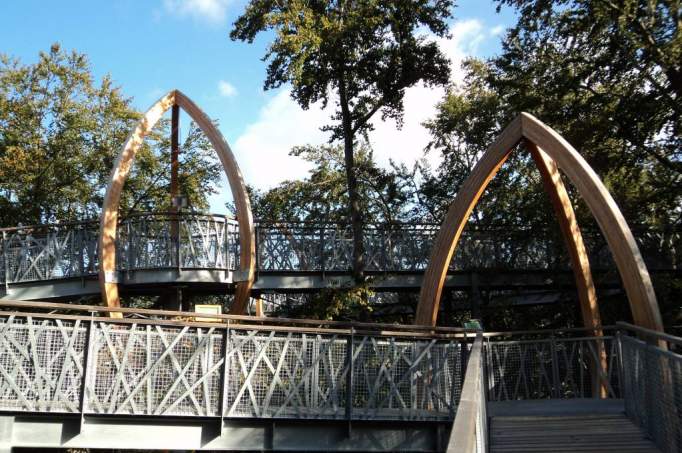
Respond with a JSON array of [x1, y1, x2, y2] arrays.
[[489, 400, 660, 452], [0, 302, 679, 452], [1, 213, 679, 301]]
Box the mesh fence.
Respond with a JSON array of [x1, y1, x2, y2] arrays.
[[86, 323, 224, 417], [621, 335, 682, 453], [0, 316, 86, 412], [0, 315, 466, 420], [485, 336, 621, 400]]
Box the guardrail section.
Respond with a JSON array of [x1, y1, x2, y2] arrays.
[[0, 311, 466, 421]]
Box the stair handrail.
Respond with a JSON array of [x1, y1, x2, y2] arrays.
[[447, 332, 487, 452]]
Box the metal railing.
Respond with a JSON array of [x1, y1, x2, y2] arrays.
[[1, 213, 679, 285], [0, 300, 475, 421], [446, 333, 487, 453], [484, 327, 622, 400], [618, 322, 682, 453]]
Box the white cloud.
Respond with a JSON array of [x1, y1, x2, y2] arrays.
[[490, 25, 505, 36], [218, 80, 238, 98], [163, 0, 232, 24], [209, 19, 490, 210]]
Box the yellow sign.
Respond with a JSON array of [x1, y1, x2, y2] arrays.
[[194, 304, 222, 322]]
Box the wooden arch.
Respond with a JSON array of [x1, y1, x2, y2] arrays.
[[415, 113, 663, 332], [98, 90, 255, 314]]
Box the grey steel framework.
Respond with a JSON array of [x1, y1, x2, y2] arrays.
[[0, 309, 466, 421], [0, 302, 679, 452], [1, 212, 680, 299]]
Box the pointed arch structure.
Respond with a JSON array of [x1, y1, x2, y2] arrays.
[[98, 90, 255, 314], [415, 113, 663, 332]]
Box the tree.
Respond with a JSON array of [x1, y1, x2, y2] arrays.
[[230, 0, 454, 282], [423, 0, 681, 329], [249, 142, 417, 224], [0, 44, 221, 227]]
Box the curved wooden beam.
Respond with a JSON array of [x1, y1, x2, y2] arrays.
[[527, 142, 601, 332], [98, 90, 255, 314], [416, 113, 663, 332]]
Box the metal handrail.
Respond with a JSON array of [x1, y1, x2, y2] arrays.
[[447, 332, 486, 452], [616, 321, 682, 347]]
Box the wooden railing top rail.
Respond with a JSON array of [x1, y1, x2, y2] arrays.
[[0, 299, 479, 338], [447, 332, 484, 452]]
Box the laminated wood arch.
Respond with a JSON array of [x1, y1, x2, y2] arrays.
[[98, 90, 255, 314], [415, 113, 663, 332]]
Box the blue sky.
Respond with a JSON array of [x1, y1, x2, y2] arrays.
[[1, 0, 516, 211]]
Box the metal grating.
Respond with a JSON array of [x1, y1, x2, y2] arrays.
[[621, 335, 681, 453], [485, 336, 621, 400], [86, 323, 224, 416], [0, 316, 86, 412]]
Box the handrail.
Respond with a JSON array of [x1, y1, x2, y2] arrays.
[[616, 321, 682, 347], [0, 299, 477, 337], [447, 332, 486, 452]]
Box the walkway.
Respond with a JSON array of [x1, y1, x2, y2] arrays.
[[0, 301, 679, 452], [489, 400, 661, 452], [1, 213, 679, 301]]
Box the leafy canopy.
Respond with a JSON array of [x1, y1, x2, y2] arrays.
[[0, 45, 221, 226], [230, 0, 454, 138]]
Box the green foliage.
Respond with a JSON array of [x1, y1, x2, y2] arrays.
[[249, 142, 418, 223], [272, 283, 375, 321], [0, 44, 221, 227], [421, 0, 681, 330], [231, 0, 455, 281], [230, 0, 454, 139]]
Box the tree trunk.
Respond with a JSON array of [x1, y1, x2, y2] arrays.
[[338, 73, 365, 283]]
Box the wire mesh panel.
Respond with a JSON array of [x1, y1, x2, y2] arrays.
[[85, 323, 224, 416], [351, 337, 462, 420], [0, 315, 86, 412], [225, 330, 349, 419], [486, 336, 621, 401], [224, 330, 464, 421], [2, 225, 98, 283], [621, 335, 681, 453], [179, 215, 238, 269]]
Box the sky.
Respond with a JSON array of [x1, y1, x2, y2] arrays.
[[1, 0, 516, 212]]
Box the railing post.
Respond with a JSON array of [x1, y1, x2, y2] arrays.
[[615, 329, 626, 399], [550, 334, 561, 398], [255, 225, 260, 280], [79, 312, 97, 430], [218, 320, 230, 434], [345, 327, 355, 428], [2, 231, 8, 290], [319, 226, 326, 279]]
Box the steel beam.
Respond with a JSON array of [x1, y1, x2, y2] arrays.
[[4, 415, 446, 452]]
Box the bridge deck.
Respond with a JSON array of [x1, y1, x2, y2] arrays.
[[489, 400, 661, 453]]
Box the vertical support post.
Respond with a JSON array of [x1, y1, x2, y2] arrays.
[[550, 335, 561, 398], [170, 104, 181, 206], [460, 332, 469, 394], [615, 329, 626, 400], [255, 225, 260, 281], [319, 226, 326, 279], [170, 104, 181, 270], [218, 321, 230, 435], [79, 312, 97, 431], [345, 327, 355, 433], [2, 231, 8, 291]]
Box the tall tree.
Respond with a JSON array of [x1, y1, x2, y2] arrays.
[[423, 0, 681, 328], [250, 143, 417, 224], [0, 45, 221, 227], [230, 0, 454, 281]]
